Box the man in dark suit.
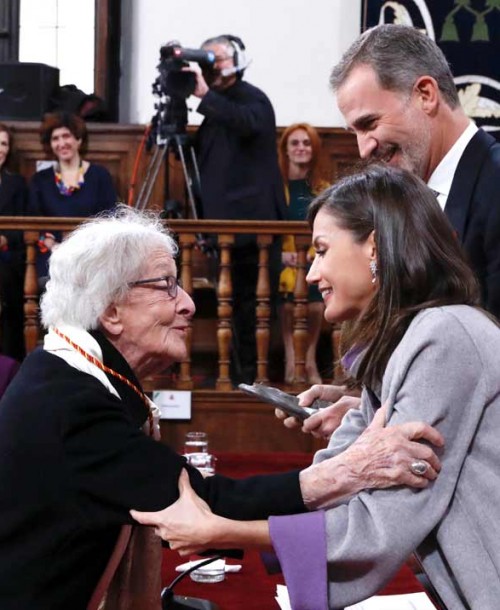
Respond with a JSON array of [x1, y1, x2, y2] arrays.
[[330, 24, 500, 319], [190, 34, 286, 384]]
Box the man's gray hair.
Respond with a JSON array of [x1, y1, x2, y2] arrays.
[[330, 24, 460, 109], [201, 35, 235, 57], [40, 205, 178, 330]]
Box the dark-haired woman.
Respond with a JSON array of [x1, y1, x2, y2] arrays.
[[28, 112, 117, 282], [0, 123, 27, 360], [131, 165, 500, 610]]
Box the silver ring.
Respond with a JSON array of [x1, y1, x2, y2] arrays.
[[410, 460, 428, 476]]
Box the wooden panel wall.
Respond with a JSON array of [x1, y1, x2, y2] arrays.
[[7, 121, 359, 211], [3, 122, 358, 453]]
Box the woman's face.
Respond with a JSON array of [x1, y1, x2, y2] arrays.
[[112, 249, 196, 378], [286, 128, 313, 167], [0, 130, 10, 169], [307, 208, 377, 323], [50, 126, 81, 163]]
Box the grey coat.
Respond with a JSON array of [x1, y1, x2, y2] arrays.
[[313, 305, 500, 609]]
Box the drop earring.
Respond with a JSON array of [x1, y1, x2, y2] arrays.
[[369, 260, 378, 284]]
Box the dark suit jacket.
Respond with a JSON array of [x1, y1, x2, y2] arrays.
[[446, 129, 500, 318], [196, 79, 287, 221], [0, 168, 27, 258], [0, 331, 304, 609]]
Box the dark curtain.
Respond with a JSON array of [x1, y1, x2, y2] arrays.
[[0, 0, 20, 62]]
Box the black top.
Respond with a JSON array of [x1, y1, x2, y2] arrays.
[[0, 168, 27, 258], [196, 80, 286, 222], [0, 331, 305, 609]]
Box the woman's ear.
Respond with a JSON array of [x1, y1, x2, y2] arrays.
[[365, 230, 377, 261], [99, 303, 123, 337]]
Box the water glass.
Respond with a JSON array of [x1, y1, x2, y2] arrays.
[[189, 557, 226, 583], [184, 452, 217, 477], [183, 431, 208, 455]]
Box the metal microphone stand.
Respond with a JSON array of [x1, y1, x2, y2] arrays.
[[161, 556, 222, 610]]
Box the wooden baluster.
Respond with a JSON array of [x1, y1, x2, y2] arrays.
[[291, 235, 310, 390], [215, 234, 234, 391], [255, 235, 272, 384], [23, 230, 40, 354], [177, 234, 196, 390]]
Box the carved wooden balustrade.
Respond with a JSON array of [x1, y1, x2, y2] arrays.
[[0, 217, 340, 393]]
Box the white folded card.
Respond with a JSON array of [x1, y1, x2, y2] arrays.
[[175, 559, 242, 573], [346, 592, 436, 609], [275, 587, 435, 610]]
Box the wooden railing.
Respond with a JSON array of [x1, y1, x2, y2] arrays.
[[0, 217, 340, 393]]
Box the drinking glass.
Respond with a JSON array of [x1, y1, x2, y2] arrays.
[[183, 431, 208, 455], [184, 452, 217, 477], [189, 557, 226, 583]]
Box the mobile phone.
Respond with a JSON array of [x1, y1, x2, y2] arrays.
[[238, 383, 330, 421]]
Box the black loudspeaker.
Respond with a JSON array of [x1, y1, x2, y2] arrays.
[[0, 62, 60, 120]]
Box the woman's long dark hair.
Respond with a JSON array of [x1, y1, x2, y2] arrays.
[[308, 164, 481, 387]]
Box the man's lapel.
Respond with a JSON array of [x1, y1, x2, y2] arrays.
[[445, 129, 493, 242]]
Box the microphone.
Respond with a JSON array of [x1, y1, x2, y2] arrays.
[[161, 556, 222, 610], [219, 58, 252, 78]]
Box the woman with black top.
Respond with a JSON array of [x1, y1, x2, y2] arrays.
[[0, 123, 27, 360]]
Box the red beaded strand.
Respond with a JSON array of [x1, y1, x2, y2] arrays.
[[53, 328, 154, 435]]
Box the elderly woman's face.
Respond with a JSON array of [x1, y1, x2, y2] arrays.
[[307, 208, 376, 323], [114, 249, 196, 376]]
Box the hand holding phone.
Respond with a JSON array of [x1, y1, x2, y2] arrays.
[[238, 383, 330, 421]]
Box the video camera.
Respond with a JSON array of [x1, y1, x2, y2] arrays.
[[150, 42, 215, 139]]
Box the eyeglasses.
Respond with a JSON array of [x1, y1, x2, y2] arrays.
[[128, 275, 181, 299]]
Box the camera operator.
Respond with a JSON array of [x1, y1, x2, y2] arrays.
[[189, 34, 286, 386]]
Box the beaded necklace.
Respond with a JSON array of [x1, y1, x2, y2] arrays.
[[53, 327, 154, 435], [54, 161, 85, 196]]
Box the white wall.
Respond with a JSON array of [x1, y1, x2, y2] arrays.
[[119, 0, 361, 127]]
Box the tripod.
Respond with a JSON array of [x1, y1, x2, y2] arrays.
[[134, 132, 202, 219]]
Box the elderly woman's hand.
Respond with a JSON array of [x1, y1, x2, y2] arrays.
[[300, 404, 445, 510], [131, 470, 219, 556]]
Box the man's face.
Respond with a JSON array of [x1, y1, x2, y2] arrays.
[[202, 42, 237, 91], [336, 64, 434, 180]]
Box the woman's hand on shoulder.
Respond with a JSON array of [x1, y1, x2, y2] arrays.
[[131, 469, 220, 556]]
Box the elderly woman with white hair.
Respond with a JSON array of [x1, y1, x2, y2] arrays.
[[0, 207, 443, 610]]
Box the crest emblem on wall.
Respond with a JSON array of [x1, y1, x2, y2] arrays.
[[362, 0, 500, 136]]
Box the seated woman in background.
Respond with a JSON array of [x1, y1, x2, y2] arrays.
[[278, 123, 329, 384], [132, 165, 500, 610], [29, 111, 117, 283], [0, 123, 27, 361], [0, 206, 443, 610]]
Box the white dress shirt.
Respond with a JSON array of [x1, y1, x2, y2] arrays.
[[427, 121, 478, 210]]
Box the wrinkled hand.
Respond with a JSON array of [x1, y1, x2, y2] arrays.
[[300, 403, 445, 509], [130, 469, 219, 556], [342, 404, 444, 491]]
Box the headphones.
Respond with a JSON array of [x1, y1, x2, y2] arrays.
[[221, 34, 248, 75]]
